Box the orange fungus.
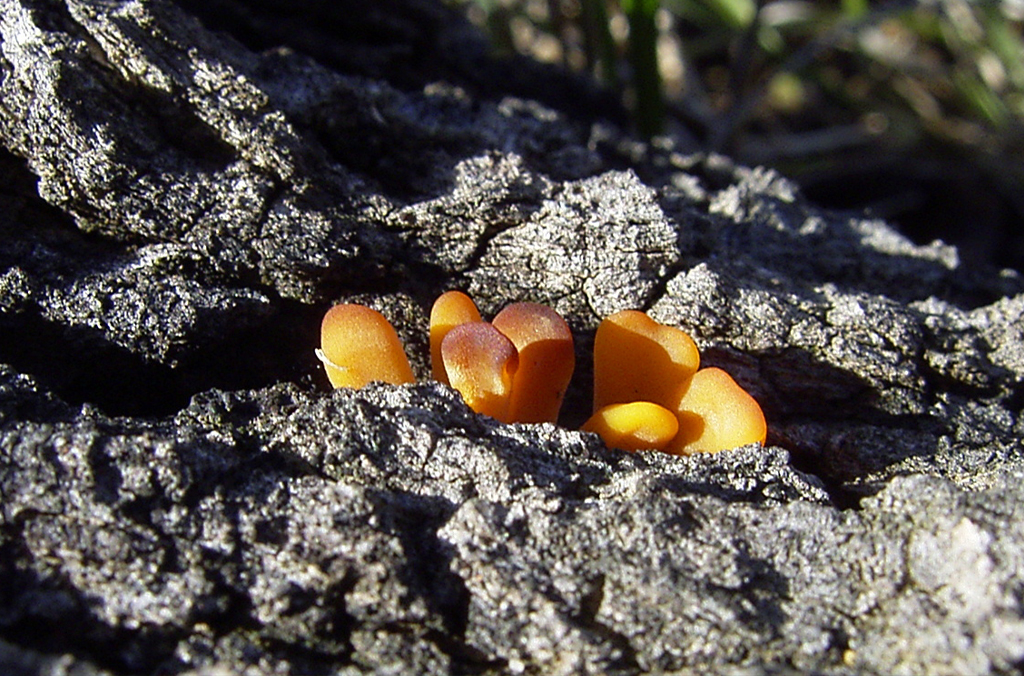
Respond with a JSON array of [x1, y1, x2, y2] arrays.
[[582, 401, 680, 452], [430, 290, 482, 385], [318, 304, 415, 389], [441, 322, 519, 423], [593, 310, 700, 412], [492, 302, 575, 424], [666, 367, 767, 455]]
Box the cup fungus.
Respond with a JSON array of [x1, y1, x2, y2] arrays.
[[587, 310, 767, 456], [582, 401, 679, 453], [593, 309, 700, 412], [667, 367, 767, 455], [430, 290, 482, 385], [441, 321, 519, 423], [492, 302, 575, 424], [317, 295, 767, 456], [317, 304, 415, 388]]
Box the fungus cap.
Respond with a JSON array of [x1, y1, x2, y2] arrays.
[[441, 322, 519, 423], [667, 367, 767, 455], [593, 310, 700, 411], [492, 302, 575, 424], [582, 401, 680, 452], [430, 290, 482, 385], [318, 304, 415, 389]]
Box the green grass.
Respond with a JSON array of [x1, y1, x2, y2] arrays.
[[447, 0, 1024, 151]]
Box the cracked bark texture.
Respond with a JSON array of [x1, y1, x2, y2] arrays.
[[1, 1, 1023, 674]]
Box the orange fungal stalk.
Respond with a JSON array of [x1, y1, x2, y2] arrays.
[[492, 302, 575, 424], [318, 304, 415, 389], [430, 290, 482, 385], [441, 322, 519, 423], [593, 310, 700, 412], [582, 402, 679, 453], [667, 367, 767, 455]]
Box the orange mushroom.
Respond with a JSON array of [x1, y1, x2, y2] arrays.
[[430, 290, 482, 385], [317, 304, 415, 388], [441, 322, 519, 423], [666, 367, 767, 455], [589, 310, 767, 455], [492, 302, 575, 424], [593, 310, 700, 412], [317, 298, 768, 456], [582, 401, 679, 452]]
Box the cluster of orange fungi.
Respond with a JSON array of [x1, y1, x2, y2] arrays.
[[316, 291, 766, 455]]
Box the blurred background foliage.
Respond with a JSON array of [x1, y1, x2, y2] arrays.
[[444, 0, 1024, 273]]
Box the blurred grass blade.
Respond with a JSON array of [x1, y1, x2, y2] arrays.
[[622, 0, 665, 137], [698, 0, 757, 28], [841, 0, 869, 20], [954, 70, 1010, 127], [983, 6, 1024, 88], [581, 0, 621, 87]]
